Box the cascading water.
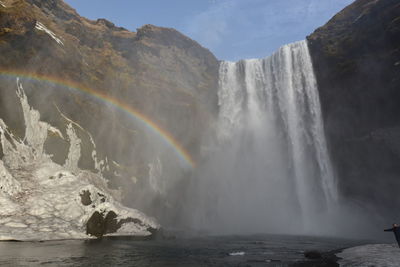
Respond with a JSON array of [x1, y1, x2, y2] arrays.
[[181, 40, 337, 235]]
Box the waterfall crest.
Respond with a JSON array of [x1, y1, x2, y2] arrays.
[[183, 40, 337, 234]]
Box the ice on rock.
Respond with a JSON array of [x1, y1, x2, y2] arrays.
[[16, 79, 52, 160], [55, 104, 108, 175], [34, 21, 64, 46], [0, 79, 159, 241], [0, 160, 21, 196], [338, 244, 400, 266], [64, 123, 81, 172], [0, 192, 21, 216], [0, 1, 6, 8]]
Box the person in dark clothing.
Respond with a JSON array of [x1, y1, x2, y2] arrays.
[[384, 223, 400, 247]]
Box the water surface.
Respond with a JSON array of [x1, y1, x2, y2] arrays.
[[0, 234, 366, 266]]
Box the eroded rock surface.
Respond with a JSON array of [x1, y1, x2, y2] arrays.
[[308, 0, 400, 217], [0, 0, 219, 222], [0, 80, 159, 241]]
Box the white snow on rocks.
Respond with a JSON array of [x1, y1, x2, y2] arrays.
[[16, 78, 51, 160], [0, 1, 6, 8], [229, 251, 245, 256], [35, 21, 64, 46], [54, 104, 109, 175], [338, 244, 400, 266], [0, 79, 159, 241], [63, 123, 81, 172], [0, 160, 21, 196]]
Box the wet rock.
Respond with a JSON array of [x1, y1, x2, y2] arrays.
[[307, 0, 400, 217], [79, 190, 92, 206], [291, 249, 341, 267], [103, 210, 119, 233], [304, 250, 322, 259], [86, 210, 157, 239], [0, 0, 220, 220], [97, 192, 106, 203], [86, 211, 104, 238]]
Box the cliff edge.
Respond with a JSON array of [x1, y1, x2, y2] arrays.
[[308, 0, 400, 218]]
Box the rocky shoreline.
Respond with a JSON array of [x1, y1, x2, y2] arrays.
[[290, 249, 344, 267]]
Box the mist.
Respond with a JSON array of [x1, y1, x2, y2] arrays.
[[141, 40, 384, 240], [0, 0, 396, 245], [2, 0, 400, 265], [0, 28, 382, 241]]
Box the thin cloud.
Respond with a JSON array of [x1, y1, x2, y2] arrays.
[[183, 0, 353, 61], [185, 0, 236, 49]]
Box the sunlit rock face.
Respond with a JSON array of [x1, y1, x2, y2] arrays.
[[0, 0, 219, 218], [1, 0, 399, 237], [307, 0, 400, 219], [0, 80, 159, 241]]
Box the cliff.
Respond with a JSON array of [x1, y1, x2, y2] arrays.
[[308, 0, 400, 218], [2, 0, 400, 232], [0, 0, 219, 218]]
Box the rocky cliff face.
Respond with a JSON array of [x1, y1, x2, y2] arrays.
[[2, 0, 399, 231], [308, 0, 400, 218], [0, 0, 219, 218]]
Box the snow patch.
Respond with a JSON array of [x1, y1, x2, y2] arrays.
[[338, 244, 400, 266], [53, 104, 108, 174], [64, 123, 81, 172], [35, 21, 64, 46], [16, 78, 51, 161], [0, 80, 159, 241], [48, 126, 64, 139], [229, 251, 245, 256], [0, 160, 21, 196]]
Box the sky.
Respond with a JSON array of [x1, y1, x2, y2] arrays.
[[64, 0, 354, 61]]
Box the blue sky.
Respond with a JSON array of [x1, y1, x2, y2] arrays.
[[64, 0, 353, 61]]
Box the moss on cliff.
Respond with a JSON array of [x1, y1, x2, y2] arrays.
[[0, 0, 219, 219], [308, 0, 400, 217]]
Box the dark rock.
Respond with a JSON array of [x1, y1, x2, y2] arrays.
[[43, 130, 69, 165], [0, 140, 3, 159], [96, 18, 126, 31], [80, 190, 92, 206], [307, 0, 400, 218], [86, 211, 105, 238], [86, 211, 119, 238], [304, 250, 322, 259], [86, 210, 156, 239], [97, 192, 106, 203], [0, 0, 220, 222], [146, 226, 159, 239], [103, 210, 119, 233], [291, 249, 342, 267], [27, 0, 78, 20]]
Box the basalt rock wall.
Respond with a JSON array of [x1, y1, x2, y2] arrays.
[[0, 0, 219, 213], [308, 0, 400, 219]]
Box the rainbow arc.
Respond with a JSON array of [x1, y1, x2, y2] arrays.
[[0, 70, 195, 168]]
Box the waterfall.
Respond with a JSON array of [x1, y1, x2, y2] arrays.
[[183, 40, 337, 235]]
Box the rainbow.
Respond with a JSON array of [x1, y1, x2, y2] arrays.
[[0, 70, 196, 168]]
